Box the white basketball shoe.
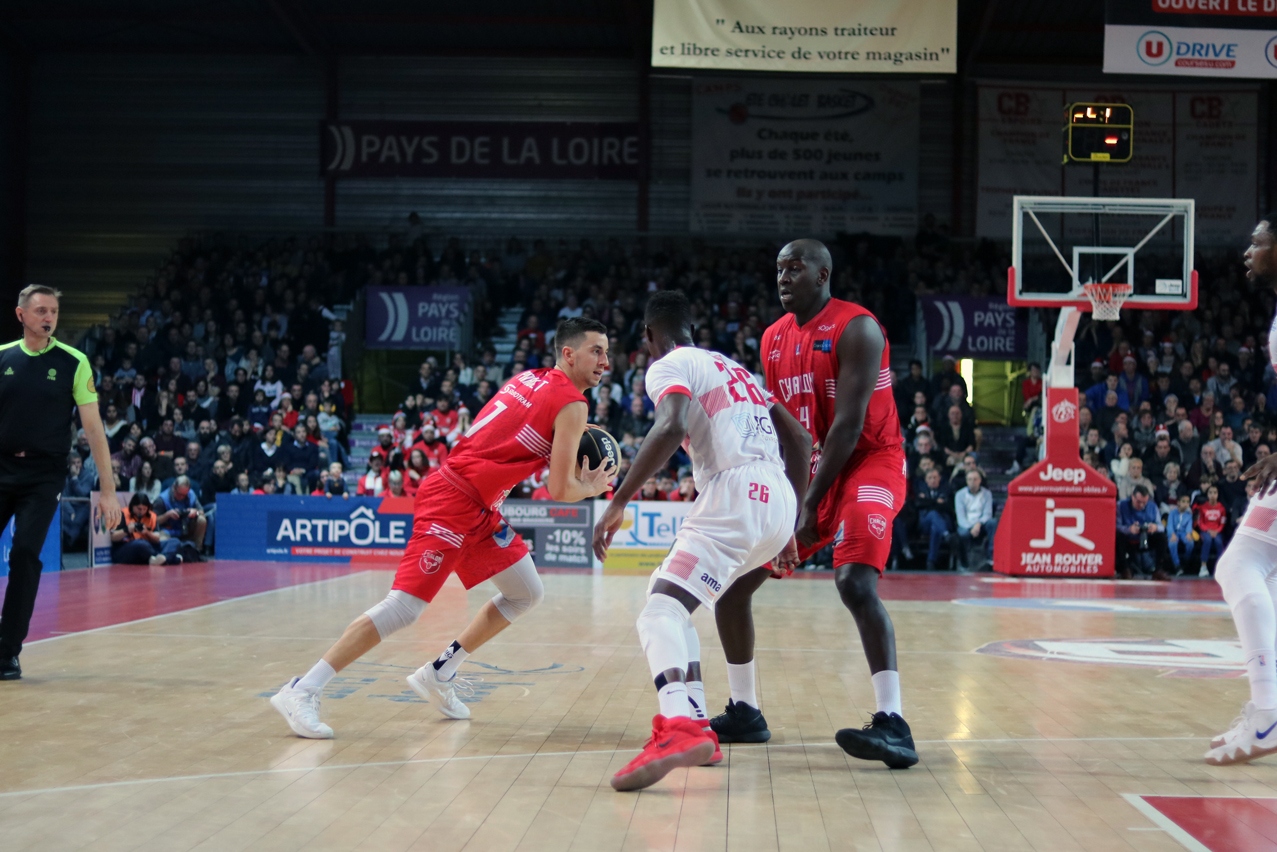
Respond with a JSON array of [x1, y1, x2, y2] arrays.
[[1204, 703, 1277, 765], [407, 664, 475, 719], [1210, 702, 1253, 748], [271, 677, 334, 739]]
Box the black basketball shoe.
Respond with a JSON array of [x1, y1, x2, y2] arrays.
[[835, 712, 919, 768], [0, 656, 21, 680], [709, 700, 771, 743]]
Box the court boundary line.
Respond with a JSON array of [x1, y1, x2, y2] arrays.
[[1120, 794, 1210, 852], [26, 571, 370, 647], [0, 736, 1210, 800]]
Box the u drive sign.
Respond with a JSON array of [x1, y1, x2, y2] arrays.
[[366, 285, 471, 350], [321, 120, 641, 179], [920, 296, 1026, 357]]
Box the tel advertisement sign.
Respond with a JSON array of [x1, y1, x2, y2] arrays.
[[592, 499, 694, 573]]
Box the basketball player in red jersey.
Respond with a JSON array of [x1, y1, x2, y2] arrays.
[[710, 239, 918, 769], [271, 318, 617, 738]]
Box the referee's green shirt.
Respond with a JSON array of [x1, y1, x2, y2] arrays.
[[0, 337, 98, 458]]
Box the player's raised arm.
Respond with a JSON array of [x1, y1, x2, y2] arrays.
[[796, 315, 883, 547], [547, 399, 615, 502], [768, 401, 811, 509]]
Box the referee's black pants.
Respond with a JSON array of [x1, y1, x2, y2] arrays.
[[0, 456, 63, 660]]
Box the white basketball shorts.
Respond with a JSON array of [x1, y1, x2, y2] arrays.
[[648, 462, 796, 608]]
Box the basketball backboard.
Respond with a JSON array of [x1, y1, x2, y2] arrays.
[[1008, 196, 1197, 313]]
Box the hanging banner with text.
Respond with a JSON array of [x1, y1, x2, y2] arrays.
[[1104, 0, 1277, 78], [976, 82, 1258, 244], [321, 121, 641, 179], [691, 78, 920, 235], [921, 295, 1026, 358], [652, 0, 956, 73], [365, 285, 472, 350]]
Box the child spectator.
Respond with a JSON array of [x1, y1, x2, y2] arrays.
[[1194, 485, 1227, 576], [1165, 494, 1196, 576]]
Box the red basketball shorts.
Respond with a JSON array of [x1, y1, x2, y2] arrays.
[[798, 450, 907, 573], [391, 475, 529, 603]]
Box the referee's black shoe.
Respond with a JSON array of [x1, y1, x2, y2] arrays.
[[836, 712, 918, 768], [0, 656, 20, 680], [709, 700, 771, 743]]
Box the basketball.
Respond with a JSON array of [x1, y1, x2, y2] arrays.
[[578, 424, 620, 472]]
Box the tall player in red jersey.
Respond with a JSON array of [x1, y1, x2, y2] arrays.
[[711, 239, 918, 769], [271, 318, 616, 739]]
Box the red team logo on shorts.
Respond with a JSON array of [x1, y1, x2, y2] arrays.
[[867, 514, 887, 540], [419, 550, 444, 574]]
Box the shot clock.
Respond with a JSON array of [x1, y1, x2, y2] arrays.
[[1063, 103, 1133, 164]]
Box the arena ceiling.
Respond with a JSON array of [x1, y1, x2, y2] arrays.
[[0, 0, 1105, 68]]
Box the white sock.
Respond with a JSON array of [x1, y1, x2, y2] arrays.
[[725, 661, 757, 709], [297, 659, 335, 693], [432, 640, 469, 681], [657, 682, 691, 718], [683, 621, 706, 720], [872, 670, 903, 716]]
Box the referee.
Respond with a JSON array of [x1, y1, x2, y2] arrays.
[[0, 285, 119, 679]]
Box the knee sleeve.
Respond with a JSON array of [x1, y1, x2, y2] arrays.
[[637, 593, 691, 680], [1216, 537, 1274, 608], [489, 554, 544, 623], [363, 589, 427, 639]]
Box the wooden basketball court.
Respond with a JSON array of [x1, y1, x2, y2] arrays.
[[0, 563, 1269, 851]]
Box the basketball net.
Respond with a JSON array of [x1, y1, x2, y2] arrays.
[[1081, 282, 1133, 321]]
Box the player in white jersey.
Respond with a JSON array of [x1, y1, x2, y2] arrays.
[[593, 290, 811, 791], [1206, 214, 1277, 765]]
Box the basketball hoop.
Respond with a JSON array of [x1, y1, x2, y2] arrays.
[[1081, 282, 1133, 321]]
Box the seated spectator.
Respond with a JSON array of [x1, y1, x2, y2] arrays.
[[948, 453, 981, 490], [312, 462, 348, 499], [1021, 362, 1043, 412], [1207, 424, 1243, 467], [185, 440, 211, 484], [1142, 434, 1180, 484], [153, 416, 184, 457], [1165, 494, 1197, 576], [161, 456, 200, 498], [1241, 421, 1266, 467], [912, 468, 953, 571], [62, 454, 93, 548], [938, 405, 976, 469], [636, 476, 666, 501], [909, 430, 945, 473], [129, 460, 162, 502], [369, 426, 404, 471], [1195, 485, 1227, 575], [110, 493, 182, 565], [412, 423, 449, 470], [357, 456, 386, 496], [111, 436, 143, 483], [1217, 460, 1248, 518], [253, 426, 285, 478], [1117, 457, 1156, 501], [268, 465, 300, 495], [618, 395, 654, 439], [203, 459, 236, 504], [283, 423, 321, 493], [430, 397, 462, 445], [404, 448, 431, 493], [1156, 462, 1190, 513], [1115, 485, 1169, 580], [1186, 443, 1224, 491], [386, 470, 409, 498], [953, 469, 995, 571], [590, 386, 623, 435], [667, 474, 698, 502], [231, 471, 253, 495], [154, 476, 206, 562], [1081, 427, 1107, 459], [248, 389, 272, 431]]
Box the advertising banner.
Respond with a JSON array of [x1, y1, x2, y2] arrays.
[[592, 499, 693, 573], [321, 121, 640, 179], [1104, 0, 1277, 78], [921, 295, 1026, 358], [365, 285, 471, 350], [502, 501, 595, 569], [1, 504, 60, 576], [976, 82, 1258, 243], [212, 493, 595, 569], [652, 0, 956, 73], [90, 490, 131, 567], [691, 78, 919, 235]]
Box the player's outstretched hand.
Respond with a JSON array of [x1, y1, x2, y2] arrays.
[[578, 454, 618, 497], [1243, 453, 1277, 494], [593, 501, 625, 562], [769, 535, 800, 578], [795, 506, 821, 550]]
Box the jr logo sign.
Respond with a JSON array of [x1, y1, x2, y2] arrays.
[[1029, 499, 1095, 551]]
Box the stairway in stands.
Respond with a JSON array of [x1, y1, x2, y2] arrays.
[[344, 413, 391, 487]]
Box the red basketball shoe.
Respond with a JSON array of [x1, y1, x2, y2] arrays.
[[697, 718, 723, 765], [611, 715, 715, 791]]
